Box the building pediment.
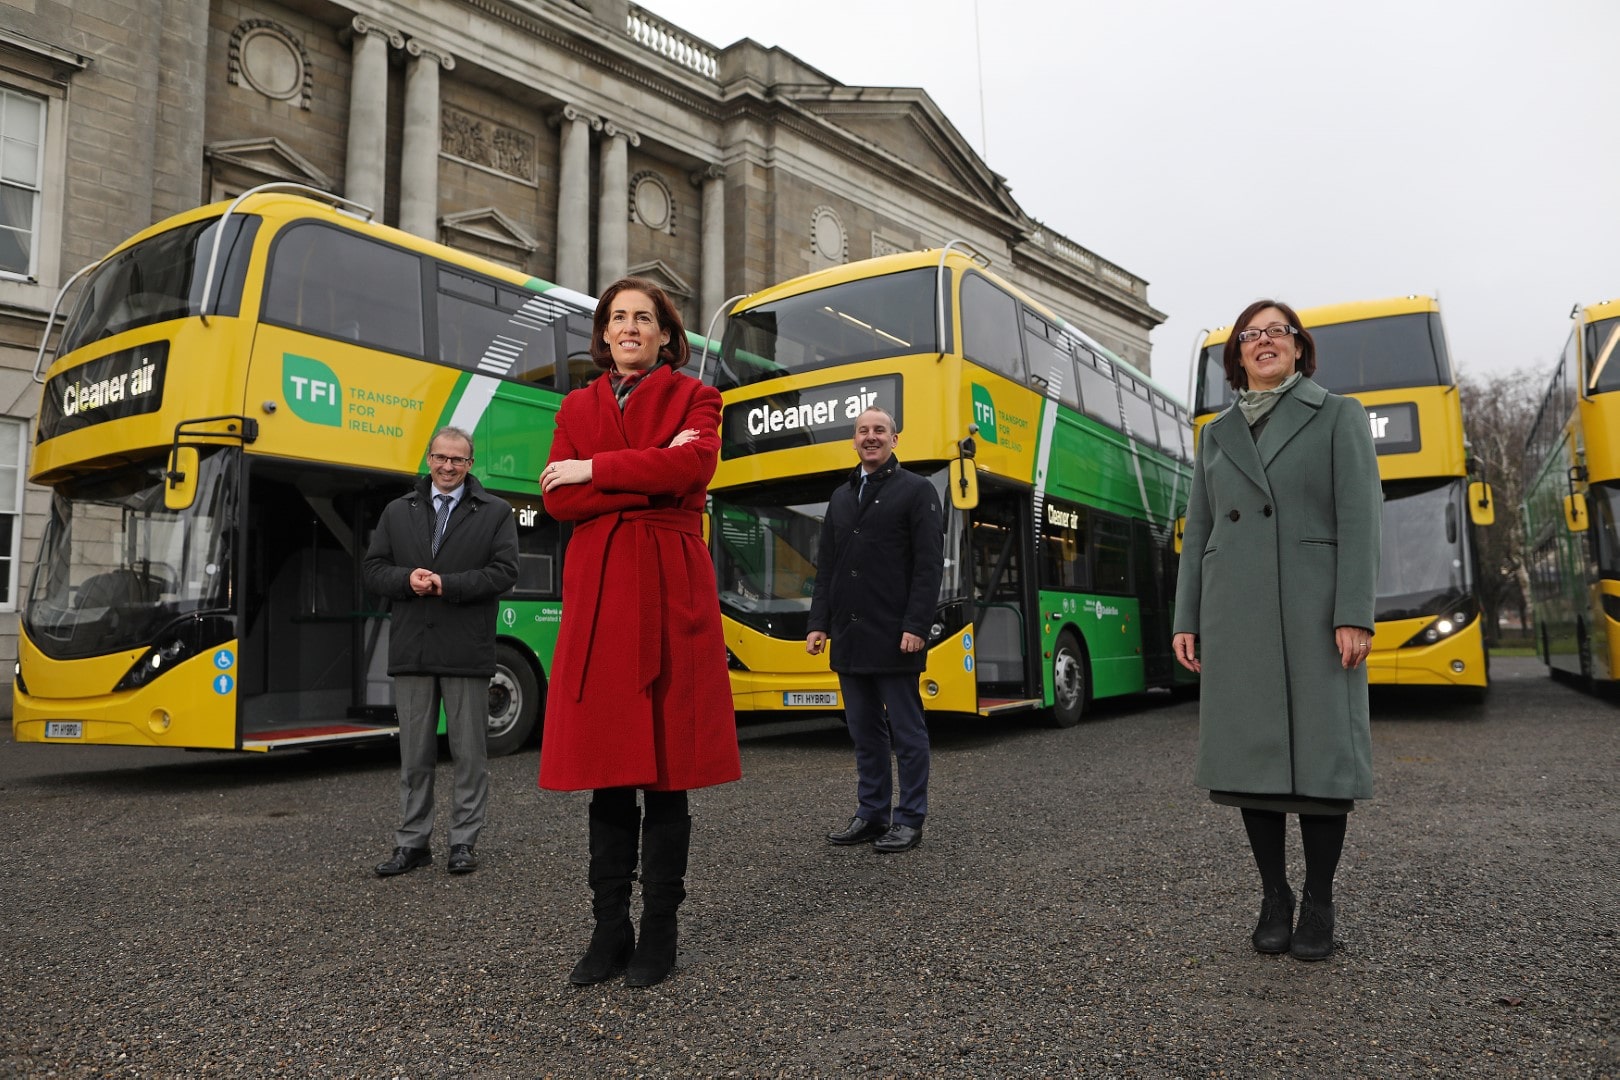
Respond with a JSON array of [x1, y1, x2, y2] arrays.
[[784, 86, 1019, 216], [204, 137, 332, 190], [627, 258, 692, 299], [441, 207, 539, 252]]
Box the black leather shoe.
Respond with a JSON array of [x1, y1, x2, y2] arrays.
[[1290, 898, 1335, 961], [375, 846, 431, 877], [873, 823, 922, 853], [1252, 886, 1295, 954], [826, 816, 888, 845], [447, 844, 478, 875]]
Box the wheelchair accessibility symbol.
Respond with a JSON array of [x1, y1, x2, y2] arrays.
[[213, 649, 234, 670]]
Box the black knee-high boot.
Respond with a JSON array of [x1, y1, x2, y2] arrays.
[[625, 807, 690, 988], [569, 792, 640, 986]]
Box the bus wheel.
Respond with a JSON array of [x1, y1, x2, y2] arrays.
[[1049, 629, 1088, 728], [486, 644, 541, 757]]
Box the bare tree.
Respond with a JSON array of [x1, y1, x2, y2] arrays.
[[1458, 368, 1544, 644]]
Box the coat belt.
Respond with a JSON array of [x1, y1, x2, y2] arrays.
[[569, 507, 702, 701]]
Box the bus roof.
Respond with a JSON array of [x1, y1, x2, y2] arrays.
[[728, 247, 1189, 409], [1582, 298, 1620, 324], [1201, 294, 1439, 349], [89, 190, 575, 299]]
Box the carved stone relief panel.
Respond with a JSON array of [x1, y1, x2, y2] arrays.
[[440, 104, 537, 184]]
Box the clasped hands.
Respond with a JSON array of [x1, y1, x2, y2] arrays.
[[410, 568, 443, 596]]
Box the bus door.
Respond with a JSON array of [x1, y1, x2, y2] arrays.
[[237, 460, 399, 748], [1135, 520, 1174, 687], [968, 488, 1039, 709]]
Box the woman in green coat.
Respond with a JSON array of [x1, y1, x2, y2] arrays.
[[1172, 299, 1381, 962]]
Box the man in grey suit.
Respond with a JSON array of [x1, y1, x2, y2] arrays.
[[363, 426, 519, 877]]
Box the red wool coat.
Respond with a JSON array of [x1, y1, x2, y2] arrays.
[[538, 366, 741, 792]]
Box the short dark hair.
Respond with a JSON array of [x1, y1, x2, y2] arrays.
[[590, 277, 691, 372], [429, 425, 474, 459], [1222, 299, 1317, 390], [856, 405, 899, 432]]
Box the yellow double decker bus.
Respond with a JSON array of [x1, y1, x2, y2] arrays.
[[1522, 298, 1620, 687], [1193, 296, 1495, 694], [704, 246, 1194, 727], [14, 184, 625, 755]]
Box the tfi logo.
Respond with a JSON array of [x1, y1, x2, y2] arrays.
[[283, 354, 342, 427], [970, 384, 999, 445]]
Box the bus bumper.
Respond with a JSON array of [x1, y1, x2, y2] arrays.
[[12, 633, 239, 750], [1367, 617, 1489, 688]]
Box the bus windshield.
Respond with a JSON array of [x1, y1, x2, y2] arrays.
[[1196, 312, 1450, 415], [59, 215, 258, 354], [24, 448, 237, 660], [1376, 477, 1472, 620], [1584, 317, 1620, 393], [712, 468, 961, 640], [1585, 481, 1620, 579], [713, 267, 939, 391]]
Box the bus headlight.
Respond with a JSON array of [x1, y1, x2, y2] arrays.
[[1401, 598, 1478, 649], [114, 637, 194, 691], [726, 648, 748, 671]]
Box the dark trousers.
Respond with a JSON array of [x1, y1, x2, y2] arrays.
[[837, 672, 930, 828]]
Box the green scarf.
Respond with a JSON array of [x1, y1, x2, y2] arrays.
[[1237, 371, 1302, 426]]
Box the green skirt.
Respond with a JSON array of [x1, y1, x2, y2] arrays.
[[1209, 790, 1354, 815]]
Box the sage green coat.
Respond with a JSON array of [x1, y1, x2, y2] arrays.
[[1173, 376, 1381, 800]]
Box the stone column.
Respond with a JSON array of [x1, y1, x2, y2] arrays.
[[552, 105, 599, 292], [596, 120, 639, 288], [399, 39, 455, 240], [694, 164, 726, 330], [343, 16, 401, 215]]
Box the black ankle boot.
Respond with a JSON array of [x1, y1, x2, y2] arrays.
[[1290, 896, 1335, 961], [1252, 885, 1295, 954], [625, 814, 690, 988], [569, 801, 640, 986]]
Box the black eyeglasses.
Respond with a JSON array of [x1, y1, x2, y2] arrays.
[[1236, 325, 1298, 343], [427, 454, 472, 467]]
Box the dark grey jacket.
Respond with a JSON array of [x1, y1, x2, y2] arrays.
[[809, 455, 944, 674], [362, 473, 519, 677]]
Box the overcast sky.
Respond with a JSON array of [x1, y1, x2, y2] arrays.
[[643, 0, 1619, 404]]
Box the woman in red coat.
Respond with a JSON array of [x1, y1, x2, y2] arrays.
[[539, 277, 740, 988]]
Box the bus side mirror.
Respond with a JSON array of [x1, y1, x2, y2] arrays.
[[950, 428, 979, 510], [1468, 482, 1495, 527], [1564, 492, 1589, 533], [950, 458, 979, 510], [164, 446, 199, 511], [1174, 515, 1186, 555]]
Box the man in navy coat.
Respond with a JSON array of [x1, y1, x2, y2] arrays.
[[363, 426, 519, 877], [806, 407, 944, 853]]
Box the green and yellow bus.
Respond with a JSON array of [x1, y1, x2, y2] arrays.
[[1193, 295, 1495, 694], [1522, 298, 1620, 687], [13, 184, 625, 754], [704, 246, 1194, 726]]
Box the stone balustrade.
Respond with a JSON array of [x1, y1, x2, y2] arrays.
[[626, 5, 718, 78]]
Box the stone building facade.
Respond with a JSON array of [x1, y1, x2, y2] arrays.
[[0, 0, 1165, 714]]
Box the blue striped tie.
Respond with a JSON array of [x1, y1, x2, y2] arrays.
[[432, 494, 452, 556]]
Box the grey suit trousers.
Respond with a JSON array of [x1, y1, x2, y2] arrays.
[[393, 674, 488, 849]]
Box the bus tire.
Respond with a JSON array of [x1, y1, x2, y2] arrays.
[[1048, 629, 1089, 728], [486, 643, 541, 757]]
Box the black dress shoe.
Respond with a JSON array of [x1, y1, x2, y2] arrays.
[[375, 846, 432, 877], [873, 823, 922, 853], [447, 844, 478, 875], [826, 816, 888, 845]]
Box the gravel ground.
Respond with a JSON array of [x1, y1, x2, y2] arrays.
[[0, 655, 1614, 1078]]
